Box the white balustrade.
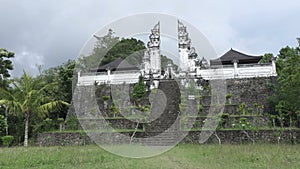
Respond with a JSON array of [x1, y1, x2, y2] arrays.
[[77, 64, 277, 86]]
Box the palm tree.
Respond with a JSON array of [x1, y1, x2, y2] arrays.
[[0, 71, 69, 146]]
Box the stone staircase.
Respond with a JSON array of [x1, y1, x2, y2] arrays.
[[72, 80, 184, 146], [134, 80, 182, 146], [144, 80, 180, 134]]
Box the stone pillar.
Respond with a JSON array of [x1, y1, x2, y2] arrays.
[[143, 50, 151, 74], [179, 48, 189, 72], [148, 22, 161, 74], [77, 71, 81, 86], [107, 69, 111, 84], [271, 57, 277, 75], [232, 59, 239, 77], [178, 20, 191, 72]]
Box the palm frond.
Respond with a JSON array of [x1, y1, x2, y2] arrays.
[[37, 100, 70, 117]]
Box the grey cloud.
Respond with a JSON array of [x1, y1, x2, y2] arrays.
[[0, 0, 299, 76]]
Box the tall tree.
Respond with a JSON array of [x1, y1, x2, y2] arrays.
[[100, 38, 146, 66], [78, 29, 120, 71], [0, 48, 14, 88], [78, 30, 146, 71], [270, 39, 300, 126], [0, 71, 69, 146]]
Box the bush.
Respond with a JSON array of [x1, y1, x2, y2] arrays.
[[226, 94, 232, 104], [226, 94, 232, 99], [65, 116, 79, 130], [42, 118, 56, 131], [0, 115, 7, 136], [132, 76, 147, 100], [238, 103, 247, 115], [1, 135, 14, 147], [239, 117, 251, 130], [102, 95, 110, 101]]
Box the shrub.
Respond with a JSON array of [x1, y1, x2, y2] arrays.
[[110, 103, 120, 117], [132, 75, 147, 100], [226, 94, 232, 104], [198, 104, 204, 113], [239, 117, 251, 129], [102, 95, 110, 101], [65, 116, 79, 130], [221, 113, 230, 119], [0, 115, 7, 136], [42, 118, 56, 131], [1, 135, 14, 147], [226, 94, 232, 99], [238, 103, 247, 115]]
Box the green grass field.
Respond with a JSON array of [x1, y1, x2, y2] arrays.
[[0, 144, 299, 169]]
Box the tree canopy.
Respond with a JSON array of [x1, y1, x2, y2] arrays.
[[0, 48, 14, 88], [78, 30, 145, 71], [78, 29, 177, 72], [260, 53, 274, 63], [269, 39, 300, 126], [100, 38, 146, 66], [0, 71, 69, 146]]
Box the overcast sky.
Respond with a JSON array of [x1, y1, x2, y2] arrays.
[[1, 0, 300, 77]]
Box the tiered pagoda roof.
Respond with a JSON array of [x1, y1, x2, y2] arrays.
[[210, 49, 262, 65], [91, 58, 139, 72]]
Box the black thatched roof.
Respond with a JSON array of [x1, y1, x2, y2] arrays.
[[210, 49, 262, 65], [91, 58, 139, 72]]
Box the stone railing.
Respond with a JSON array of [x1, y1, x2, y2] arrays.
[[198, 64, 276, 80], [77, 71, 141, 86], [77, 63, 277, 86]]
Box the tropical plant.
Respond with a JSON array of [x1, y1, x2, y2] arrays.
[[132, 75, 147, 101], [65, 116, 79, 130], [225, 94, 232, 104], [269, 39, 300, 127], [0, 71, 69, 146], [238, 103, 247, 115], [0, 115, 7, 136], [1, 135, 14, 147]]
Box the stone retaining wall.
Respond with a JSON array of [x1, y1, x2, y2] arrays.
[[37, 129, 299, 146], [226, 77, 276, 113]]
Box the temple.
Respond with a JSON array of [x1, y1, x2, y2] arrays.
[[77, 21, 277, 86]]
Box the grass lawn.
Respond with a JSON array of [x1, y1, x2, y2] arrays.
[[0, 144, 299, 169]]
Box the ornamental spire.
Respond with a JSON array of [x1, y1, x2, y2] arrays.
[[178, 20, 191, 49], [144, 22, 161, 75], [147, 22, 160, 48]]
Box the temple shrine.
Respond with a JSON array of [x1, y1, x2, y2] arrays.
[[77, 21, 277, 86]]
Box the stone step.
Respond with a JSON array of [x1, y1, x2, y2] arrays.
[[145, 80, 181, 133]]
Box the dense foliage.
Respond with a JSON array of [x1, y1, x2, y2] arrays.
[[0, 48, 14, 88], [132, 75, 147, 100], [260, 53, 273, 63], [0, 115, 7, 136], [78, 29, 176, 71], [269, 39, 300, 127], [78, 30, 146, 71], [0, 72, 69, 146]]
